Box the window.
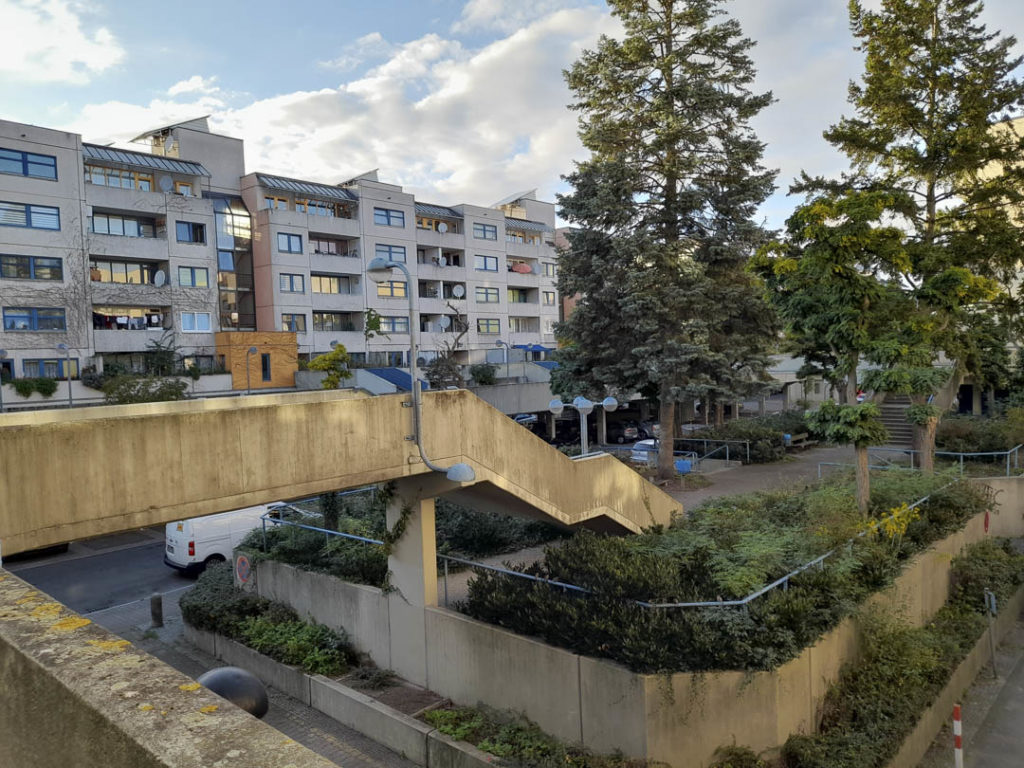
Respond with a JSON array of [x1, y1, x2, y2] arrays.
[[281, 313, 306, 332], [174, 181, 193, 196], [1, 148, 57, 180], [417, 216, 457, 233], [297, 198, 343, 217], [261, 353, 271, 382], [477, 318, 500, 335], [279, 273, 305, 293], [442, 283, 466, 300], [84, 164, 152, 190], [313, 311, 356, 332], [311, 237, 356, 257], [93, 306, 165, 331], [93, 213, 155, 238], [178, 266, 209, 288], [1, 255, 62, 281], [217, 250, 235, 271], [543, 262, 557, 278], [379, 315, 409, 333], [0, 201, 59, 230], [265, 196, 288, 210], [476, 287, 499, 303], [377, 280, 407, 298], [510, 317, 535, 333], [277, 232, 303, 253], [180, 312, 212, 332], [3, 307, 66, 331], [176, 221, 206, 243], [374, 208, 405, 227], [419, 281, 439, 298], [508, 288, 530, 303], [473, 222, 497, 240], [474, 255, 498, 271], [375, 243, 407, 263], [89, 259, 157, 284], [23, 358, 79, 379], [311, 274, 351, 294], [543, 291, 556, 306]]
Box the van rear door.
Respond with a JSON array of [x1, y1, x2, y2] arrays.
[[164, 519, 193, 568]]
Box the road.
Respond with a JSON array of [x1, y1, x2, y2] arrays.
[[5, 529, 190, 614]]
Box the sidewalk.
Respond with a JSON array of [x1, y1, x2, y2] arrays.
[[85, 589, 417, 768]]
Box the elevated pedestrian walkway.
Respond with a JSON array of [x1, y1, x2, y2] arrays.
[[0, 389, 680, 555]]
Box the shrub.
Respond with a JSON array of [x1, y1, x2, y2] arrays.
[[102, 375, 188, 404], [180, 563, 358, 676], [680, 413, 809, 463], [461, 472, 990, 674], [469, 363, 497, 386], [710, 747, 767, 768], [11, 377, 58, 398]]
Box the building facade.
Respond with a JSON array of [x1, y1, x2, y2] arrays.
[[0, 117, 559, 385]]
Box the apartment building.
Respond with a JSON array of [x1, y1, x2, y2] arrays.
[[0, 116, 559, 385]]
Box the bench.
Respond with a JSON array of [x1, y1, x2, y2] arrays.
[[786, 432, 819, 451]]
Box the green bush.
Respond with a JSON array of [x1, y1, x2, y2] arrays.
[[776, 538, 1024, 768], [11, 377, 58, 398], [936, 409, 1024, 455], [102, 374, 188, 404], [180, 562, 358, 675], [468, 363, 497, 386], [680, 412, 810, 463], [461, 472, 991, 673], [423, 707, 650, 768], [709, 747, 767, 768]]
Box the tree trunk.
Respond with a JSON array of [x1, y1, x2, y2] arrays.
[[657, 388, 676, 481], [855, 444, 870, 517], [917, 417, 938, 475], [714, 401, 724, 428]]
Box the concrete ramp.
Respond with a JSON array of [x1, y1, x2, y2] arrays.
[[0, 389, 680, 555]]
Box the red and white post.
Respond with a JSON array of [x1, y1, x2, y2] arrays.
[[953, 703, 964, 768]]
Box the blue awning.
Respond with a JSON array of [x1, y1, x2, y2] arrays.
[[512, 344, 555, 353], [364, 368, 430, 392], [533, 361, 559, 371]]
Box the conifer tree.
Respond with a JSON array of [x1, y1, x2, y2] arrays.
[[555, 0, 777, 479]]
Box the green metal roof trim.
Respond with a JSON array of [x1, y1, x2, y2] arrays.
[[505, 217, 552, 233], [256, 173, 358, 201], [82, 144, 210, 177], [415, 202, 463, 220]]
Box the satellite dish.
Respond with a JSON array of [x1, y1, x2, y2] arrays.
[[158, 176, 173, 193], [153, 270, 167, 287], [438, 222, 448, 233], [438, 316, 452, 330], [452, 284, 465, 299]]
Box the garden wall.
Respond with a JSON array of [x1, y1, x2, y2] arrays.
[[247, 478, 1024, 768]]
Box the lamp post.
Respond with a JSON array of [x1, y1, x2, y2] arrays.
[[55, 343, 73, 409], [0, 348, 7, 413], [548, 395, 618, 457], [245, 346, 258, 395], [495, 340, 510, 378], [366, 256, 475, 483]]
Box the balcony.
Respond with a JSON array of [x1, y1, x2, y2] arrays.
[[93, 327, 170, 353], [306, 214, 361, 239], [506, 239, 544, 258], [85, 184, 167, 215], [508, 302, 540, 317], [310, 292, 364, 312], [89, 232, 169, 262], [310, 252, 363, 275]]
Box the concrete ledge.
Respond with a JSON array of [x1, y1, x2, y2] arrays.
[[427, 731, 499, 768], [0, 570, 336, 768], [884, 584, 1024, 768], [310, 675, 433, 765], [215, 635, 311, 705], [183, 623, 216, 656]]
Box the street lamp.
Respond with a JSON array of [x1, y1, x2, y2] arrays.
[[0, 348, 7, 414], [549, 395, 618, 457], [366, 256, 475, 484], [495, 340, 511, 378], [245, 346, 258, 395], [55, 343, 73, 409]]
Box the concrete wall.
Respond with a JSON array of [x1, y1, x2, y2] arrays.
[[0, 571, 337, 768], [0, 389, 679, 554], [467, 381, 554, 415]]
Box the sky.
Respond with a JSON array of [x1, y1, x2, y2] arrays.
[[2, 0, 1023, 229]]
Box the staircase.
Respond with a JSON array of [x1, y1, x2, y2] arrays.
[[878, 394, 914, 447]]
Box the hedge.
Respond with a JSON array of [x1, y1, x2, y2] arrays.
[[681, 412, 810, 463]]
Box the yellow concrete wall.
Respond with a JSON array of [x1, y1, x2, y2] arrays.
[[0, 571, 338, 768], [215, 330, 298, 389], [0, 389, 680, 555]]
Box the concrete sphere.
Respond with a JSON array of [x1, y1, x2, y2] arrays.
[[197, 666, 269, 718]]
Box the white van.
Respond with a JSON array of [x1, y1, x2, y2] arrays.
[[164, 503, 282, 575]]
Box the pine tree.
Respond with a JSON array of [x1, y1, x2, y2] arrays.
[[555, 0, 777, 479], [807, 0, 1024, 471]]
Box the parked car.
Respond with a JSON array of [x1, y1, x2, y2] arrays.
[[606, 421, 640, 444], [637, 421, 661, 440], [164, 502, 282, 576], [513, 413, 538, 425], [630, 439, 658, 463]]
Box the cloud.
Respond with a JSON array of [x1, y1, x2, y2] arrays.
[[1, 0, 123, 84], [453, 0, 596, 34], [319, 32, 397, 72], [167, 75, 220, 97]]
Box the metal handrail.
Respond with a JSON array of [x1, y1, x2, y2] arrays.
[[675, 437, 751, 464], [858, 445, 1022, 477]]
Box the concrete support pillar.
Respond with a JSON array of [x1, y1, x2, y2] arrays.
[[546, 413, 557, 441], [386, 483, 437, 687], [972, 386, 982, 416], [596, 409, 607, 445], [734, 401, 742, 421]]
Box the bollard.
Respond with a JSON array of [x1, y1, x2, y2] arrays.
[[150, 593, 163, 628], [985, 589, 998, 679], [953, 704, 963, 768]]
